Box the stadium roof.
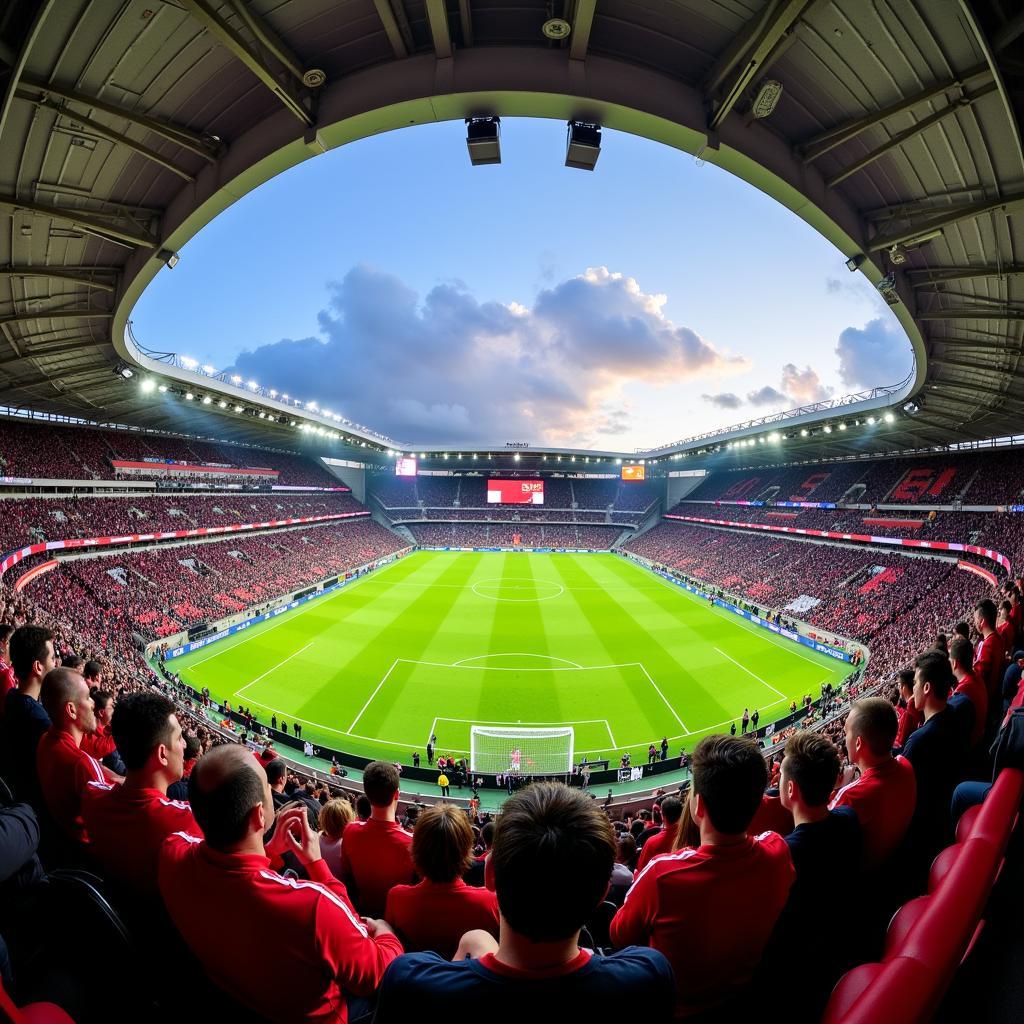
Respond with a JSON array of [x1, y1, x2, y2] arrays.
[[1, 0, 1022, 465]]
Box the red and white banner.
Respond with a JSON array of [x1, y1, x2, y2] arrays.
[[111, 460, 278, 478], [487, 479, 545, 505], [958, 560, 998, 586], [663, 513, 1012, 575], [13, 560, 58, 593], [0, 510, 370, 580]]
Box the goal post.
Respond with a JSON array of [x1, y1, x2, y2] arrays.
[[470, 726, 575, 776]]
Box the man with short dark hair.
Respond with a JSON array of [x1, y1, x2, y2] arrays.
[[159, 745, 402, 1021], [340, 760, 414, 916], [0, 626, 55, 803], [376, 783, 673, 1018], [974, 599, 1006, 700], [830, 697, 916, 869], [949, 637, 987, 748], [767, 731, 862, 1020], [83, 661, 103, 688], [35, 668, 114, 843], [610, 735, 794, 1016], [894, 668, 921, 747], [635, 796, 683, 872], [81, 691, 197, 895], [997, 600, 1016, 659], [902, 651, 970, 864]]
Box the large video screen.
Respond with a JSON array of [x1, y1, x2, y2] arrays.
[[621, 464, 646, 481], [395, 457, 418, 477], [488, 479, 545, 505]]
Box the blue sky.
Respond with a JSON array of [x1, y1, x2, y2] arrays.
[[132, 118, 913, 449]]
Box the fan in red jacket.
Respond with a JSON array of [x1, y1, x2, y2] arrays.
[[159, 745, 402, 1023], [974, 599, 1006, 700], [0, 624, 16, 707], [634, 796, 683, 874], [610, 735, 794, 1018], [83, 691, 199, 896]]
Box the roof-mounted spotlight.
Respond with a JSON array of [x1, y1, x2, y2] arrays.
[[113, 362, 134, 379], [157, 249, 180, 269], [887, 244, 908, 266], [845, 254, 865, 272], [565, 121, 601, 170], [876, 272, 901, 307], [542, 17, 571, 39], [903, 401, 920, 415], [140, 378, 156, 394], [751, 79, 783, 119], [466, 117, 501, 165]]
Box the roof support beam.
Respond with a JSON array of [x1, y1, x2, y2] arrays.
[[799, 64, 989, 162], [569, 0, 598, 61], [0, 340, 101, 369], [0, 266, 118, 292], [14, 89, 195, 182], [179, 0, 315, 127], [868, 193, 1024, 252], [705, 0, 811, 133], [372, 0, 408, 59], [908, 264, 1024, 285], [929, 338, 1019, 354], [929, 355, 1011, 373], [224, 0, 311, 86], [825, 83, 997, 188], [0, 310, 112, 328], [18, 75, 220, 160], [917, 306, 1024, 321], [457, 0, 473, 47], [424, 0, 453, 58], [0, 194, 156, 248]]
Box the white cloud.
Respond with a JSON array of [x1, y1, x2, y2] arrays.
[[780, 362, 833, 404], [836, 317, 915, 389], [702, 392, 743, 410], [226, 265, 748, 445]]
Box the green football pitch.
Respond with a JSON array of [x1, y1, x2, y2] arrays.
[[170, 550, 852, 767]]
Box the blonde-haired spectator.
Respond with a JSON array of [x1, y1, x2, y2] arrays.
[[318, 796, 355, 878]]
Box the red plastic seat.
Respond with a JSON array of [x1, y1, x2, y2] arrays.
[[927, 843, 964, 892], [883, 896, 931, 959], [955, 803, 982, 843]]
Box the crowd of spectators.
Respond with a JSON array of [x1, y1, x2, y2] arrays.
[[0, 491, 365, 554], [0, 418, 339, 486], [407, 523, 622, 549], [17, 519, 407, 643], [685, 448, 1024, 507]]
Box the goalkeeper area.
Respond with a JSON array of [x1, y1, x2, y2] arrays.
[[169, 551, 852, 767]]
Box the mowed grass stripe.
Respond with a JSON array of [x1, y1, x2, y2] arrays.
[[172, 551, 850, 764]]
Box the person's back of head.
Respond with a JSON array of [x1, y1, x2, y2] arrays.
[[949, 637, 974, 673], [363, 760, 400, 807], [319, 797, 354, 841], [355, 794, 372, 820], [690, 735, 766, 837], [780, 732, 840, 809], [40, 667, 89, 729], [0, 623, 13, 655], [846, 696, 898, 765], [111, 691, 179, 774], [617, 833, 637, 868], [10, 625, 54, 686], [480, 819, 495, 850], [188, 744, 270, 851], [61, 654, 85, 672], [914, 650, 954, 704], [660, 796, 683, 826], [411, 803, 473, 882], [975, 599, 997, 631], [83, 660, 103, 684], [264, 758, 288, 789], [897, 668, 914, 697], [491, 782, 615, 942]]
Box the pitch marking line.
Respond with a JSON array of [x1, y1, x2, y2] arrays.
[[399, 657, 638, 673], [452, 653, 584, 669], [347, 659, 400, 734], [235, 641, 315, 698], [714, 646, 788, 701], [634, 663, 689, 733]]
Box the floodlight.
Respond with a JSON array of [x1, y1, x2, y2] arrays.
[[823, 424, 832, 433], [884, 412, 895, 423], [113, 362, 133, 379], [231, 375, 242, 384], [466, 117, 501, 165], [234, 404, 243, 412], [565, 121, 601, 170], [185, 391, 194, 400], [846, 254, 865, 272], [887, 244, 907, 266], [140, 378, 156, 393], [751, 79, 783, 119], [158, 384, 168, 394], [202, 395, 212, 405], [838, 422, 847, 430], [866, 416, 876, 425], [157, 249, 180, 269], [218, 400, 227, 409], [903, 402, 920, 415]]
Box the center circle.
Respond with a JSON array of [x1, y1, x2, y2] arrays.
[[471, 577, 565, 602]]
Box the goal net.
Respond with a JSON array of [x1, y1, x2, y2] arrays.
[[470, 726, 575, 776]]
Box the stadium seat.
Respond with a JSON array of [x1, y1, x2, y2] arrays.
[[926, 843, 963, 893], [0, 980, 75, 1024], [954, 803, 982, 843]]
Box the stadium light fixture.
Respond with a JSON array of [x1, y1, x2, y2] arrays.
[[140, 378, 156, 394], [866, 416, 876, 425], [845, 254, 865, 272], [800, 429, 809, 437], [823, 424, 832, 433], [185, 391, 194, 400], [158, 384, 168, 394], [202, 364, 215, 375], [751, 79, 783, 119], [248, 380, 259, 390], [231, 375, 242, 384], [202, 395, 212, 405], [158, 249, 180, 269], [234, 404, 243, 412], [466, 117, 501, 165], [218, 400, 227, 409], [903, 402, 919, 415], [884, 412, 895, 423], [565, 121, 601, 170], [838, 422, 847, 431], [269, 389, 277, 397], [514, 454, 520, 461]]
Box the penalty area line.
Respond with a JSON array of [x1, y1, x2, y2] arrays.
[[633, 663, 689, 734], [713, 647, 788, 701], [235, 641, 315, 698], [347, 660, 400, 734]]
